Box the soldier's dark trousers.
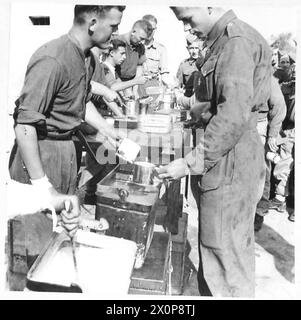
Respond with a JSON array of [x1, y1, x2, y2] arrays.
[[8, 139, 77, 290]]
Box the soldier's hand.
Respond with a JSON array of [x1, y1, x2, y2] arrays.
[[134, 75, 148, 85], [104, 88, 121, 103], [190, 101, 211, 122], [48, 189, 80, 237], [156, 158, 190, 180], [60, 197, 80, 237], [267, 137, 278, 153]]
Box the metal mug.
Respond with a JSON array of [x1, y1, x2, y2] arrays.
[[126, 100, 136, 116], [133, 161, 156, 185], [161, 91, 176, 110], [116, 138, 141, 163]]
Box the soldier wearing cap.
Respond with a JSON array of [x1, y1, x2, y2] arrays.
[[176, 34, 203, 97]]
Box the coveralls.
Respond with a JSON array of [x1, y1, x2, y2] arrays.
[[184, 10, 270, 297]]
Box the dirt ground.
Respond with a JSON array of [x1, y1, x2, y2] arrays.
[[181, 195, 295, 299]]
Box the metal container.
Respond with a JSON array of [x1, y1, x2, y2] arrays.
[[95, 164, 161, 269], [133, 161, 156, 185], [138, 96, 153, 115], [126, 99, 136, 116], [26, 230, 137, 293], [161, 90, 176, 110]]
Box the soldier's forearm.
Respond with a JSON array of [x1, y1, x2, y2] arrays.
[[14, 124, 45, 179], [90, 81, 112, 98], [111, 78, 137, 92], [103, 98, 124, 117], [84, 101, 117, 138]]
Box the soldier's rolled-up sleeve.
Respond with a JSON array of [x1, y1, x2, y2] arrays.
[[14, 57, 62, 126], [268, 76, 287, 138], [159, 45, 169, 74], [176, 63, 184, 87], [186, 38, 256, 174]]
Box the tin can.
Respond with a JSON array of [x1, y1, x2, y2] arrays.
[[127, 100, 136, 116]]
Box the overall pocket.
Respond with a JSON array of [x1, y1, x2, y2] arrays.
[[194, 54, 219, 102], [199, 147, 235, 192]]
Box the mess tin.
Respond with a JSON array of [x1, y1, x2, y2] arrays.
[[133, 161, 159, 185], [26, 230, 137, 293]]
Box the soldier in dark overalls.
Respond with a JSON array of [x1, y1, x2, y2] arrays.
[[158, 7, 270, 297]]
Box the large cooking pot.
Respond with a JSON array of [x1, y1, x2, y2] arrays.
[[133, 161, 157, 185]]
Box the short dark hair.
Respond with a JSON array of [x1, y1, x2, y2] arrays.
[[74, 5, 126, 25], [109, 39, 126, 53], [142, 14, 157, 24], [133, 19, 153, 38]]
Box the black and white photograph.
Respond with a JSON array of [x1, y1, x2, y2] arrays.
[[0, 0, 299, 301]]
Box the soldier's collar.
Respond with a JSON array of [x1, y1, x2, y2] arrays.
[[67, 31, 86, 60], [145, 39, 157, 49], [205, 10, 237, 49], [187, 58, 196, 65]]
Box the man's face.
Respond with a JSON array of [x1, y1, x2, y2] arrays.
[[279, 57, 290, 70], [90, 8, 123, 49], [172, 7, 212, 40], [130, 26, 148, 46], [112, 46, 126, 65], [148, 20, 157, 40], [187, 41, 200, 59]]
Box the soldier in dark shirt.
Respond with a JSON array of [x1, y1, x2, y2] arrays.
[[158, 7, 270, 297], [115, 20, 153, 98], [7, 5, 126, 290], [10, 5, 126, 193]]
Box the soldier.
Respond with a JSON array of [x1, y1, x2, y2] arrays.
[[157, 7, 270, 297], [142, 14, 169, 84], [7, 5, 126, 290], [176, 35, 203, 97], [115, 20, 153, 98], [254, 75, 287, 231]]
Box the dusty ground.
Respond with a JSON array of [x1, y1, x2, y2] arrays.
[[181, 194, 295, 299]]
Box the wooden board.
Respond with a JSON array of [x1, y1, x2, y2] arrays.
[[129, 232, 170, 295]]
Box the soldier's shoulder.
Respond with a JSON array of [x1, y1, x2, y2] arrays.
[[181, 58, 190, 64], [226, 19, 268, 46], [226, 20, 247, 39]]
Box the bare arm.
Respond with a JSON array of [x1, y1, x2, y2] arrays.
[[103, 98, 124, 117], [90, 81, 121, 103], [268, 76, 287, 138], [110, 76, 147, 92], [159, 45, 169, 75], [12, 57, 62, 181], [84, 101, 124, 147], [133, 65, 145, 98], [14, 124, 45, 179]]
